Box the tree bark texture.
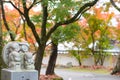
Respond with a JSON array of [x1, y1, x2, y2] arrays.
[[46, 41, 58, 75], [1, 0, 15, 41], [110, 0, 120, 75], [0, 0, 7, 78], [111, 54, 120, 75], [77, 51, 82, 66], [110, 0, 120, 11], [0, 1, 2, 78], [34, 45, 46, 76]]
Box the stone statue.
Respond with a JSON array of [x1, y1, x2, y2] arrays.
[[24, 52, 35, 69], [20, 42, 35, 70], [8, 42, 21, 70], [8, 47, 21, 70], [2, 41, 35, 70]]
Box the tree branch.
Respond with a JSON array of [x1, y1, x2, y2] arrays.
[[46, 0, 98, 41], [28, 0, 36, 10], [5, 0, 41, 45], [4, 1, 24, 16], [1, 0, 15, 41], [22, 0, 28, 13], [110, 0, 120, 11], [41, 3, 48, 43], [58, 0, 98, 25], [28, 0, 41, 11]]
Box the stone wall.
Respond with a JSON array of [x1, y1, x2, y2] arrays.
[[42, 53, 118, 68]]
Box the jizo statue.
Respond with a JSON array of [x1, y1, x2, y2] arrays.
[[2, 42, 35, 70]]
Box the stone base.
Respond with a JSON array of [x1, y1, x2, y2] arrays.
[[1, 69, 38, 80]]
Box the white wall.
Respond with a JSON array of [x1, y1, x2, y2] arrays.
[[42, 54, 118, 67]]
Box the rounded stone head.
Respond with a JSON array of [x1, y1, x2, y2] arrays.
[[2, 42, 20, 65]]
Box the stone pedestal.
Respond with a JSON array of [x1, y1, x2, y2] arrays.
[[1, 69, 38, 80]]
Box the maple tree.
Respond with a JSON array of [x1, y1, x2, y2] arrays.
[[1, 1, 16, 41], [110, 0, 120, 75], [88, 8, 113, 66], [73, 6, 114, 66], [1, 1, 38, 48], [46, 23, 80, 75], [69, 20, 90, 66], [0, 0, 7, 78], [2, 0, 98, 76]]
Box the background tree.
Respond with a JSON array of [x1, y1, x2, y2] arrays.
[[1, 0, 15, 41], [1, 1, 25, 42], [81, 14, 105, 65], [70, 49, 83, 66], [46, 23, 80, 75], [77, 6, 113, 66], [68, 20, 88, 66], [0, 0, 7, 78], [110, 0, 120, 75], [0, 0, 3, 78]]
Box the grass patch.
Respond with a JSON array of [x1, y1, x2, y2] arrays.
[[64, 66, 110, 74]]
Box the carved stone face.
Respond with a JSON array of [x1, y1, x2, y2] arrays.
[[21, 45, 29, 52], [19, 42, 29, 52], [25, 52, 33, 59], [12, 42, 20, 52]]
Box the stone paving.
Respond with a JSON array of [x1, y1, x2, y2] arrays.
[[41, 68, 120, 80], [61, 73, 120, 80]]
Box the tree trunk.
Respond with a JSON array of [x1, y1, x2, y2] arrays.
[[1, 0, 15, 41], [111, 54, 120, 75], [35, 45, 46, 76], [46, 41, 58, 75], [78, 59, 82, 66], [0, 1, 2, 78], [0, 1, 7, 78], [99, 55, 105, 66], [77, 51, 82, 66]]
